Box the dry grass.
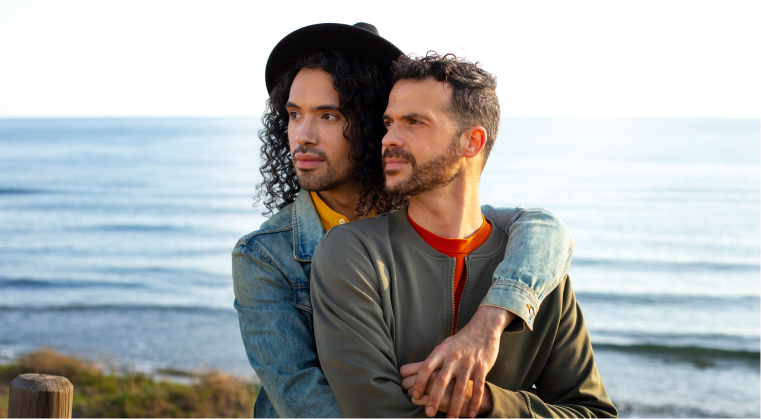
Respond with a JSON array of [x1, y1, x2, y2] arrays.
[[0, 348, 258, 418]]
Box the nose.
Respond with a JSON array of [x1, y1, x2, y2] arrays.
[[381, 125, 403, 150], [292, 116, 318, 147]]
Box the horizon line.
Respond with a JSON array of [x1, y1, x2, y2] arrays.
[[0, 115, 759, 121]]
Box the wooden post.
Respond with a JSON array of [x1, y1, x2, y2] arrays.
[[8, 374, 73, 418]]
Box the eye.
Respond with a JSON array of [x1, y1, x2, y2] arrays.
[[409, 119, 421, 125], [322, 113, 339, 121], [288, 111, 301, 120], [384, 120, 393, 129]]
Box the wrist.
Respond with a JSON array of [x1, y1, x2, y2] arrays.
[[476, 306, 516, 336]]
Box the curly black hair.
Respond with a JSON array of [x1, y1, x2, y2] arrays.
[[256, 50, 407, 218]]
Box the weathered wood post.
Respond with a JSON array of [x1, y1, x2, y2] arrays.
[[8, 374, 73, 418]]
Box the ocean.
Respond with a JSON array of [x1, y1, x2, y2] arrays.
[[1, 117, 758, 417]]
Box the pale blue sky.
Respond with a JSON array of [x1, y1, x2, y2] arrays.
[[0, 0, 758, 118]]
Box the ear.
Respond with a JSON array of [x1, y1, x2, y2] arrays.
[[462, 126, 487, 159]]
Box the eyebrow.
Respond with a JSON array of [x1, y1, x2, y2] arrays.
[[383, 112, 431, 122], [315, 105, 341, 112], [286, 101, 341, 113]]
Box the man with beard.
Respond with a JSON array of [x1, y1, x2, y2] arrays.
[[311, 53, 616, 417], [233, 23, 575, 418]]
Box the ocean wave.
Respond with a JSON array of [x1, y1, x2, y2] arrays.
[[572, 258, 759, 272], [0, 277, 147, 289], [0, 303, 233, 314], [81, 224, 188, 233], [0, 267, 228, 288], [614, 401, 744, 418], [593, 342, 760, 362], [576, 292, 760, 307], [0, 188, 47, 195]]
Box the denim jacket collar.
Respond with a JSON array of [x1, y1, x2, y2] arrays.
[[291, 190, 325, 262]]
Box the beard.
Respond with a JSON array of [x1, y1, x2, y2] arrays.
[[383, 133, 462, 196], [292, 146, 354, 192]]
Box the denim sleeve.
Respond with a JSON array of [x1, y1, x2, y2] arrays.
[[232, 240, 343, 418], [480, 206, 575, 331]]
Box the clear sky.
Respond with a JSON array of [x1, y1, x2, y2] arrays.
[[0, 0, 758, 118]]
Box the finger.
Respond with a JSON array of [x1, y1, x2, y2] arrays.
[[467, 367, 487, 418], [432, 379, 455, 413], [425, 362, 457, 417], [413, 352, 445, 402], [424, 370, 439, 394], [402, 374, 418, 393], [411, 394, 429, 407], [447, 371, 472, 418], [400, 361, 424, 379]]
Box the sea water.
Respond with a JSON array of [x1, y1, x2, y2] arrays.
[[0, 117, 758, 417]]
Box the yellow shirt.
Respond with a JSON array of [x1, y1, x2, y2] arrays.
[[310, 191, 350, 231]]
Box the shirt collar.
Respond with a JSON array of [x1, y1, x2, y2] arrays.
[[310, 191, 350, 231]]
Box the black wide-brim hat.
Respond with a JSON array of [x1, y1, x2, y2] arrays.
[[265, 22, 403, 94]]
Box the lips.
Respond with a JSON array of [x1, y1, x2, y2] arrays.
[[383, 157, 410, 171], [294, 153, 324, 169]]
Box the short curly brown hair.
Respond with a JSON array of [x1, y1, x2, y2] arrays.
[[390, 52, 500, 165]]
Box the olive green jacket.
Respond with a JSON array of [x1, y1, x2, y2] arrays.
[[311, 208, 616, 418]]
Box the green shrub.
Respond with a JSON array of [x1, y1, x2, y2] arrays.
[[0, 348, 258, 418]]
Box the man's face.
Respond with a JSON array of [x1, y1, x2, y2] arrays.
[[382, 78, 463, 196], [287, 68, 353, 191]]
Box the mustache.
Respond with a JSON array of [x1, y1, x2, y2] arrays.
[[382, 148, 416, 166], [292, 146, 328, 161]]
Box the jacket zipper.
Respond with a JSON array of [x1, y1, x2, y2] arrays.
[[450, 257, 457, 336], [453, 256, 470, 334]]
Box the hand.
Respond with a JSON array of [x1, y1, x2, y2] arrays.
[[399, 306, 515, 418], [403, 370, 471, 417], [402, 370, 493, 417]]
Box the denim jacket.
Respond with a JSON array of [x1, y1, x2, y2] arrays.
[[232, 191, 575, 418]]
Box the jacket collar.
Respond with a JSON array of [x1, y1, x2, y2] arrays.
[[392, 206, 507, 259], [291, 190, 325, 262]]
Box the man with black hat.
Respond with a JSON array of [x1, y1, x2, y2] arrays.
[[232, 23, 576, 417]]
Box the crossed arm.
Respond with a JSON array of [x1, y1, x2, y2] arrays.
[[404, 206, 574, 417], [310, 232, 616, 418], [232, 207, 573, 417]]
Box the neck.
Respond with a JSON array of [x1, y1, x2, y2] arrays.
[[315, 183, 362, 221], [407, 170, 482, 239]]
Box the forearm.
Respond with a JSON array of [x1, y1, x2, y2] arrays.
[[485, 384, 616, 418], [481, 205, 574, 330], [502, 278, 617, 418], [311, 236, 428, 417]]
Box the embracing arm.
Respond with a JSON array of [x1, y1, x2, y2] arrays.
[[480, 205, 575, 329], [232, 240, 342, 418]]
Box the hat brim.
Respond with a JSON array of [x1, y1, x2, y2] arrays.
[[265, 23, 403, 94]]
